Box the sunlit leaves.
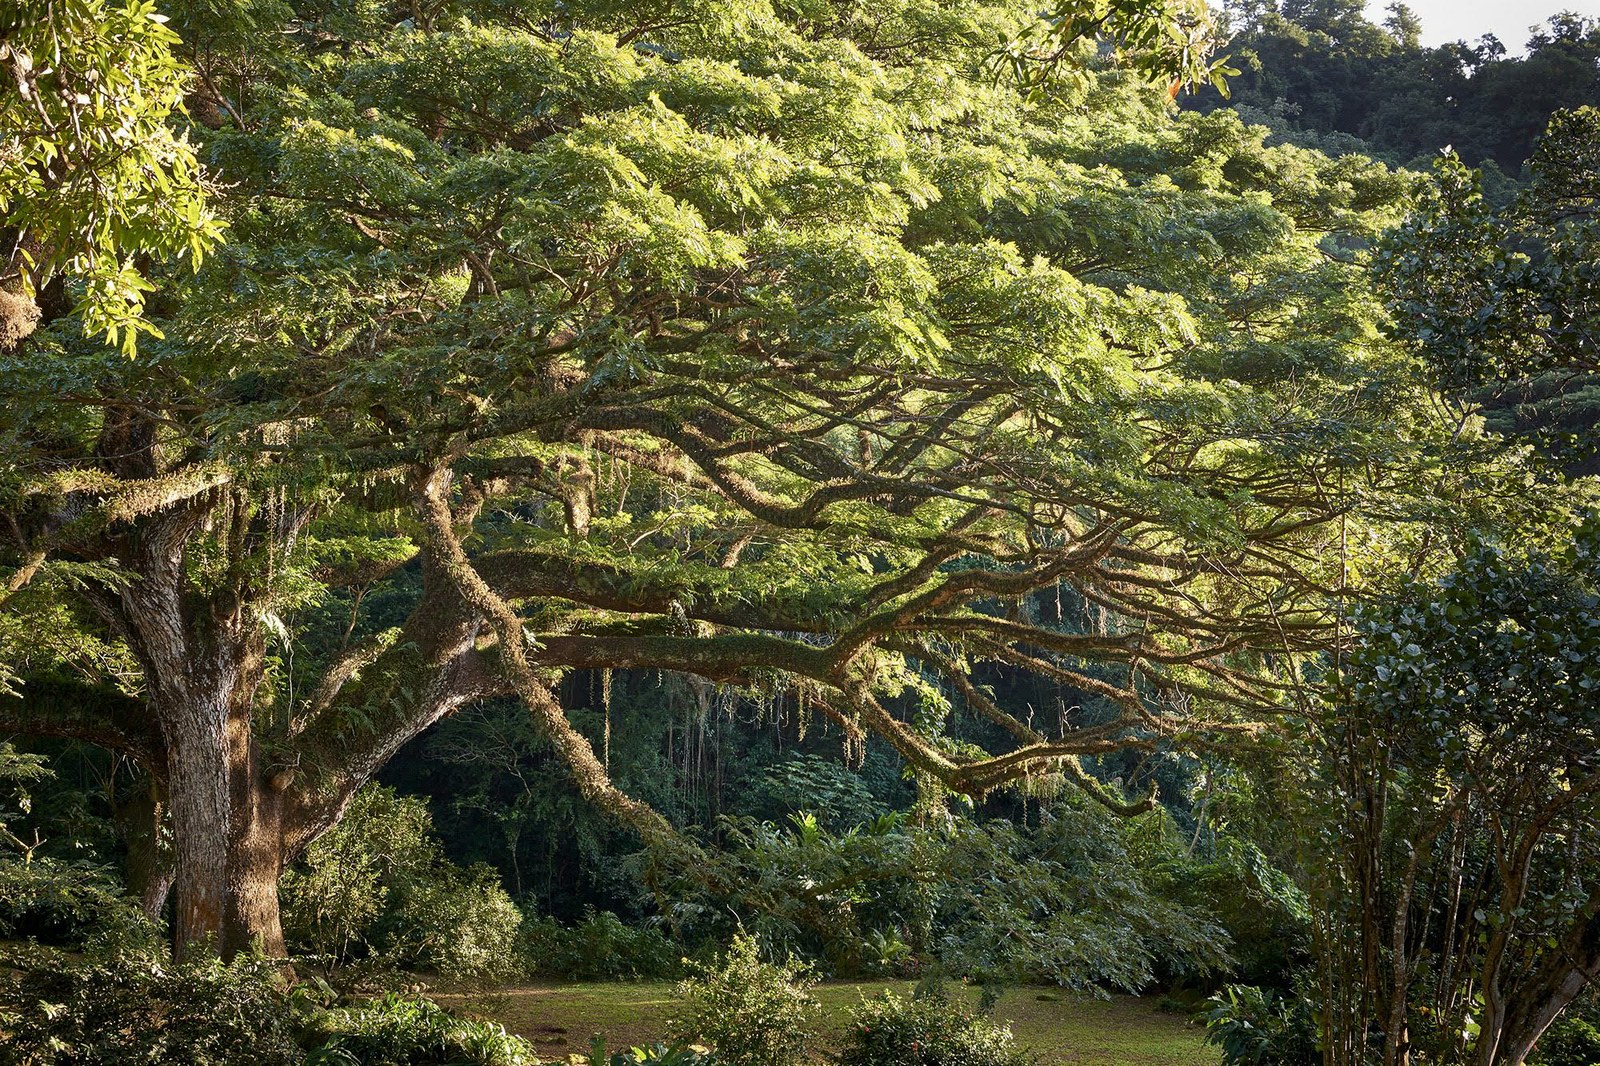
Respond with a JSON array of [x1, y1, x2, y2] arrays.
[[0, 0, 223, 353]]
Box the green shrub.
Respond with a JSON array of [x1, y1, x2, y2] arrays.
[[1202, 985, 1319, 1066], [0, 950, 303, 1066], [283, 786, 437, 964], [283, 785, 525, 982], [836, 987, 1029, 1066], [304, 993, 535, 1066], [0, 857, 157, 949], [669, 932, 816, 1066], [1532, 1011, 1600, 1066], [385, 864, 525, 983], [521, 908, 681, 980]]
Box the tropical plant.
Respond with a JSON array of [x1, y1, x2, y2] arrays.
[[1201, 984, 1319, 1066], [670, 932, 817, 1066], [304, 993, 536, 1066], [0, 949, 304, 1066], [586, 1042, 720, 1066], [837, 986, 1030, 1066]]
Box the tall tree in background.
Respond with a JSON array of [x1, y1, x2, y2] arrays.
[[1312, 539, 1600, 1066], [0, 0, 1446, 960]]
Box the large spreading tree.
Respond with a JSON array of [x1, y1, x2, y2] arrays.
[[0, 0, 1437, 958]]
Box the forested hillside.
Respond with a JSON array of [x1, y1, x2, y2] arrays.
[[1192, 2, 1600, 180]]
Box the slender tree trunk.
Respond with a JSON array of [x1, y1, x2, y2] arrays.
[[1499, 914, 1600, 1066], [116, 785, 174, 923]]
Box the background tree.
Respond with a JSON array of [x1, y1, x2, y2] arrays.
[[1196, 4, 1600, 174], [1376, 107, 1600, 469], [1308, 537, 1600, 1066]]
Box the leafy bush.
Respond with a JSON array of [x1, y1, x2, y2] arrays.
[[0, 857, 156, 949], [284, 786, 436, 963], [283, 785, 525, 981], [1202, 985, 1319, 1066], [385, 863, 525, 984], [304, 993, 536, 1066], [670, 932, 816, 1066], [837, 986, 1029, 1066], [0, 949, 303, 1066], [521, 907, 681, 980]]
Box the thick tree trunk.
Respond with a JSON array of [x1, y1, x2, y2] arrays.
[[222, 706, 287, 958], [122, 510, 291, 959], [161, 649, 293, 959], [165, 688, 235, 955]]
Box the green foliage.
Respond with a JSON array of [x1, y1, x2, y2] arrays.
[[747, 753, 888, 832], [1169, 840, 1311, 989], [0, 0, 222, 351], [1002, 0, 1234, 98], [386, 863, 526, 984], [930, 809, 1232, 992], [1201, 985, 1319, 1066], [670, 932, 817, 1066], [304, 993, 536, 1066], [520, 908, 680, 980], [284, 786, 436, 962], [1377, 108, 1600, 463], [0, 950, 304, 1066], [837, 986, 1030, 1066], [1344, 536, 1600, 780], [283, 785, 524, 981], [0, 857, 154, 948], [0, 949, 541, 1066], [586, 1041, 721, 1066], [659, 797, 1231, 989], [0, 740, 49, 848], [0, 741, 154, 951]]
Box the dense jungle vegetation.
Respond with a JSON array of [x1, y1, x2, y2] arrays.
[[2, 1, 1600, 1064]]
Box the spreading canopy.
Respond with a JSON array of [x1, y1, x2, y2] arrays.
[[2, 0, 1438, 876]]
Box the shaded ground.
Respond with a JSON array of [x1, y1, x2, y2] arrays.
[[441, 981, 1216, 1065]]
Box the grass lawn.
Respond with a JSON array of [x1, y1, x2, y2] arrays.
[[441, 981, 1217, 1066]]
